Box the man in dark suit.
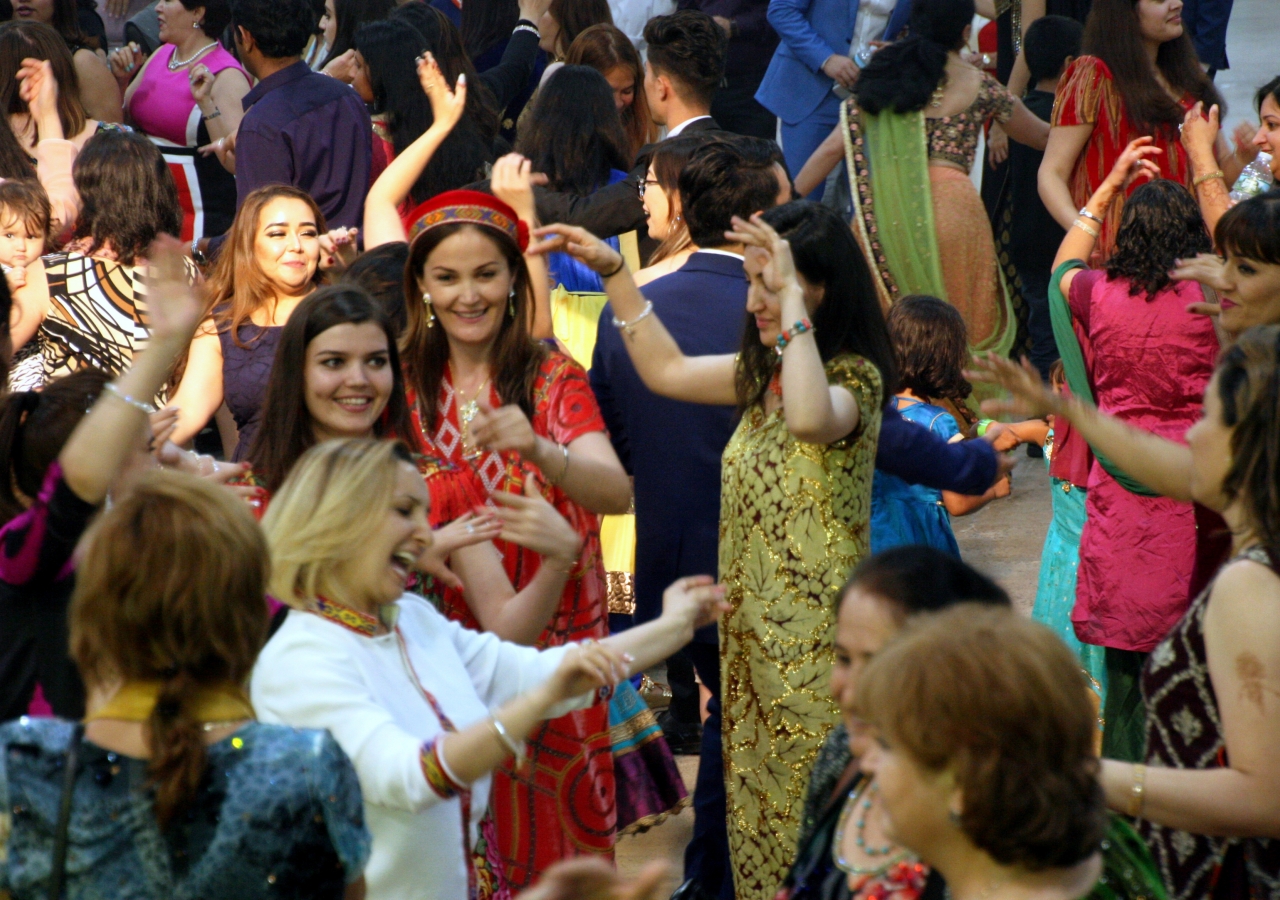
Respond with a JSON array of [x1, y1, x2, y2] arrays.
[[591, 138, 785, 900]]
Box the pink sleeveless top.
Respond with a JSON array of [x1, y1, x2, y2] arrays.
[[127, 44, 248, 147]]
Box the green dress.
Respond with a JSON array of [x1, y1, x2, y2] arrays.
[[719, 354, 883, 900]]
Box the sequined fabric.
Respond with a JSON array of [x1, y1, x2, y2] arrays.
[[1139, 547, 1280, 900], [923, 73, 1014, 171], [0, 718, 369, 900], [720, 355, 883, 900]]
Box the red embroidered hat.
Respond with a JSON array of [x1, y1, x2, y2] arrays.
[[405, 189, 530, 251]]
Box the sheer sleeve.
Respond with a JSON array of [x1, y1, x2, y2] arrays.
[[312, 731, 373, 885]]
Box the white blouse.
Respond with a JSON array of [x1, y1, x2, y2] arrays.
[[250, 594, 593, 900]]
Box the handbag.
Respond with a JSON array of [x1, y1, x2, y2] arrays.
[[47, 724, 84, 900]]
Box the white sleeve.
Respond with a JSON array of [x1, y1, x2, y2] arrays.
[[438, 611, 597, 718], [251, 630, 447, 814]]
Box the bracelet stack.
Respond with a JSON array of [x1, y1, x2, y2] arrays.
[[776, 318, 814, 351], [102, 382, 157, 414]]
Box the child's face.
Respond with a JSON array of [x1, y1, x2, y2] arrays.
[[0, 212, 44, 269]]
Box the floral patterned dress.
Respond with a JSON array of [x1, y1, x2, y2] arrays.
[[720, 355, 883, 900], [410, 352, 616, 889]]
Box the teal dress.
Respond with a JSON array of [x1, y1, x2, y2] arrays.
[[870, 397, 961, 556], [1033, 428, 1108, 718]]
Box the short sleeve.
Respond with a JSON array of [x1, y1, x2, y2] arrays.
[[536, 354, 607, 446], [981, 74, 1015, 125], [928, 410, 961, 442], [827, 355, 884, 444], [1051, 56, 1109, 127], [312, 731, 373, 885], [416, 454, 488, 527]]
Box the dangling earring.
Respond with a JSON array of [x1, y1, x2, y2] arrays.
[[193, 20, 201, 28], [422, 291, 435, 328], [508, 287, 516, 319]]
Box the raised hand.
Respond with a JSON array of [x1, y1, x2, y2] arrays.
[[1180, 102, 1219, 161], [1103, 136, 1162, 193], [418, 51, 467, 133], [1172, 252, 1230, 296], [144, 235, 204, 343], [108, 42, 146, 87], [966, 353, 1063, 421], [319, 226, 360, 270], [468, 399, 538, 457], [544, 639, 630, 702], [322, 48, 358, 84], [725, 213, 797, 294], [418, 511, 503, 589], [16, 59, 59, 129], [661, 575, 729, 633], [490, 153, 537, 225], [188, 63, 215, 106], [528, 223, 624, 275], [489, 479, 582, 565]]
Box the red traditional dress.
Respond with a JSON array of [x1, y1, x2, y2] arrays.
[[410, 351, 616, 888], [1051, 56, 1196, 265]]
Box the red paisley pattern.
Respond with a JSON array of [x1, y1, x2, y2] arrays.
[[410, 352, 616, 888]]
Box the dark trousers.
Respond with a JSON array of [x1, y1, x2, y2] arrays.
[[1017, 261, 1059, 380], [667, 648, 701, 724], [683, 641, 733, 900], [711, 72, 777, 141], [1102, 648, 1149, 762]]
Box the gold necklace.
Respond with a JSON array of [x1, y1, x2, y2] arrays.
[[454, 367, 491, 456]]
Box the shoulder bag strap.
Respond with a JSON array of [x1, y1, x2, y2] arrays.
[[1047, 260, 1159, 497], [48, 723, 84, 900]]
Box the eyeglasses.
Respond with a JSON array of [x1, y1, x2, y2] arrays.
[[637, 179, 660, 199]]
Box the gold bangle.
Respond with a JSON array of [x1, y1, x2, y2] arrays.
[[545, 442, 570, 486], [1193, 169, 1225, 187], [1072, 218, 1100, 239], [1128, 763, 1147, 818]]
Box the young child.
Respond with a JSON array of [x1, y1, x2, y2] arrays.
[[1007, 15, 1083, 381], [0, 180, 53, 390], [870, 296, 1008, 556]]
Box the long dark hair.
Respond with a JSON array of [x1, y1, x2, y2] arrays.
[[402, 223, 546, 432], [0, 118, 36, 179], [514, 65, 631, 193], [1081, 0, 1221, 134], [854, 0, 974, 115], [1215, 191, 1280, 265], [544, 0, 612, 58], [0, 367, 108, 522], [736, 201, 897, 411], [319, 0, 393, 69], [460, 0, 518, 59], [248, 285, 417, 492], [71, 130, 182, 265], [887, 295, 972, 401], [1106, 179, 1212, 297], [385, 5, 500, 204], [0, 21, 87, 144]]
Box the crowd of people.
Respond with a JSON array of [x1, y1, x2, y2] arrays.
[[0, 0, 1277, 897]]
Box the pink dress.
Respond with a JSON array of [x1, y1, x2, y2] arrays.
[[1067, 270, 1217, 652], [126, 43, 247, 240]]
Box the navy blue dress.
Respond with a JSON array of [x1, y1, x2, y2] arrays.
[[0, 719, 370, 900], [218, 321, 283, 462]]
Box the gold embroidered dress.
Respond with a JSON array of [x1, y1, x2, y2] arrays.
[[719, 354, 883, 900]]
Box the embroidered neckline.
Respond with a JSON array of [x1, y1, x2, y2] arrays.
[[311, 596, 388, 637]]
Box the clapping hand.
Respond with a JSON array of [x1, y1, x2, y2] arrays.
[[965, 353, 1063, 421], [528, 224, 624, 276], [1180, 102, 1219, 161], [418, 51, 467, 133], [418, 511, 503, 589], [16, 59, 59, 127]]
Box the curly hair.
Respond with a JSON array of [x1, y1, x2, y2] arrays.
[[886, 295, 971, 401], [856, 605, 1108, 871], [1105, 179, 1212, 298], [71, 130, 182, 266], [643, 10, 726, 107], [853, 0, 974, 115]]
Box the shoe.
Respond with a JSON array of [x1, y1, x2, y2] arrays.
[[670, 880, 715, 900], [656, 709, 703, 755], [638, 673, 673, 710]]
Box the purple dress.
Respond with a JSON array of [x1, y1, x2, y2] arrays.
[[218, 321, 283, 462]]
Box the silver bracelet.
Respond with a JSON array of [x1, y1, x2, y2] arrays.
[[546, 442, 570, 486], [611, 300, 654, 338], [489, 716, 526, 764], [203, 107, 221, 120], [102, 382, 157, 414], [1077, 206, 1104, 225], [512, 23, 539, 37]]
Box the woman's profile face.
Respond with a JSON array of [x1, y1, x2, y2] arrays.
[[537, 8, 561, 55], [1135, 0, 1185, 45], [321, 0, 337, 50], [859, 733, 960, 859], [252, 197, 321, 298], [333, 460, 433, 609], [743, 248, 824, 347], [1216, 250, 1280, 337], [156, 0, 200, 44], [11, 0, 54, 24], [641, 164, 673, 240], [419, 226, 516, 351], [604, 65, 635, 113], [1185, 373, 1235, 510], [1253, 95, 1280, 178], [831, 588, 899, 757], [304, 322, 395, 443]]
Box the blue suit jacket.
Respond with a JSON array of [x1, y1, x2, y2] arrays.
[[756, 0, 856, 124], [590, 253, 747, 644]]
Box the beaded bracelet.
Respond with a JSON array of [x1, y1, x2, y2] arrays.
[[103, 382, 157, 414], [776, 318, 814, 351]]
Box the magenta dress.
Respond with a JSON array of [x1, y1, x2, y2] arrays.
[[1067, 270, 1218, 652], [125, 43, 247, 240]]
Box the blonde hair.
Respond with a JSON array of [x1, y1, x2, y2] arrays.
[[262, 438, 416, 607], [69, 469, 269, 828]]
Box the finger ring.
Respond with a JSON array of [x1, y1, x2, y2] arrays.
[[466, 523, 475, 534]]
